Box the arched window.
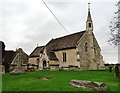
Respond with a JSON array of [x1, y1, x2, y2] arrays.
[[85, 42, 88, 52], [37, 58, 39, 64], [94, 45, 96, 55], [89, 23, 91, 27], [63, 52, 66, 62]]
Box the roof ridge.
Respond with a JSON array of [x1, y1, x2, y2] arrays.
[[53, 30, 86, 40], [29, 45, 45, 57], [36, 45, 45, 48], [5, 50, 15, 52]]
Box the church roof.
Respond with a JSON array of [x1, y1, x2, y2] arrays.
[[49, 51, 59, 61], [29, 46, 44, 57], [45, 31, 86, 60], [2, 50, 16, 65], [11, 49, 29, 64]]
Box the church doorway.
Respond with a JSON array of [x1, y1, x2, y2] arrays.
[[43, 60, 47, 69]]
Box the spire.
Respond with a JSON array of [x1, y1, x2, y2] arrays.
[[87, 3, 92, 22], [86, 2, 93, 31]]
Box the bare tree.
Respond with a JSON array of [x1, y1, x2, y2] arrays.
[[108, 1, 120, 46]]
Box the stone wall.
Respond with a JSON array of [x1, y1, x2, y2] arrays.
[[68, 65, 79, 70], [49, 64, 59, 70], [77, 32, 91, 70], [29, 57, 39, 65], [55, 49, 80, 68], [49, 60, 59, 65], [10, 64, 28, 71], [76, 31, 104, 70]]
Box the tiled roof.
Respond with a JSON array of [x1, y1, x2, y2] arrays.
[[46, 31, 86, 60], [2, 50, 16, 65], [29, 46, 44, 57]]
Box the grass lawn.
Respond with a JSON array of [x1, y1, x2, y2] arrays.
[[2, 70, 119, 92]]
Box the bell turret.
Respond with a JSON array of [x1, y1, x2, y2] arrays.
[[86, 3, 93, 32]]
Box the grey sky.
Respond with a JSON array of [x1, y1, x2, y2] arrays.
[[0, 0, 118, 64]]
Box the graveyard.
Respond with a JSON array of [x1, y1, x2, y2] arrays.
[[0, 0, 120, 92], [2, 69, 119, 92]]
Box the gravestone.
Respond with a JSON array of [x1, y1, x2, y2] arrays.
[[114, 65, 119, 77], [69, 80, 108, 91], [10, 48, 25, 75]]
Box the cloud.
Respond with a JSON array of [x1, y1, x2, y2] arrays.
[[0, 0, 118, 63]]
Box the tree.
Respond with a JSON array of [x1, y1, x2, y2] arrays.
[[0, 41, 5, 59], [108, 1, 120, 46]]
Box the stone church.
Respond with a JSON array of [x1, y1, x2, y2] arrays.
[[29, 4, 105, 70]]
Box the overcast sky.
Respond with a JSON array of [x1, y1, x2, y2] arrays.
[[0, 0, 118, 64]]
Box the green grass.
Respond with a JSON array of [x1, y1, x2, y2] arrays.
[[2, 70, 119, 92], [0, 74, 2, 93]]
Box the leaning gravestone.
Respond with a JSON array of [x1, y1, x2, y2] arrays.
[[10, 48, 25, 75], [69, 80, 108, 91]]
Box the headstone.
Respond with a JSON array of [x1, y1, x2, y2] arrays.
[[114, 65, 119, 77], [109, 65, 112, 72]]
